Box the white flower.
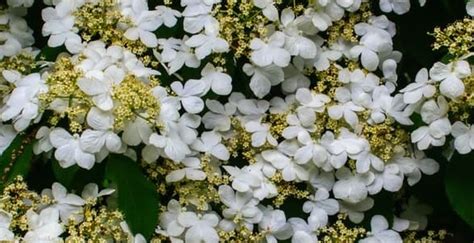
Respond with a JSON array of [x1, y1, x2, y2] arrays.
[[313, 48, 342, 71], [245, 121, 278, 148], [149, 133, 190, 162], [379, 0, 411, 15], [243, 63, 284, 98], [294, 131, 329, 167], [360, 215, 402, 243], [122, 0, 161, 47], [122, 116, 153, 146], [333, 167, 373, 203], [352, 16, 394, 71], [23, 208, 63, 243], [49, 128, 96, 169], [218, 185, 262, 231], [180, 0, 218, 15], [282, 113, 314, 139], [77, 66, 125, 111], [120, 222, 147, 243], [80, 108, 122, 154], [0, 34, 21, 60], [262, 149, 309, 182], [400, 197, 432, 230], [171, 79, 206, 114], [7, 0, 34, 7], [295, 88, 330, 113], [420, 96, 449, 124], [156, 38, 200, 74], [468, 0, 474, 16], [42, 182, 85, 223], [157, 200, 185, 238], [149, 114, 199, 162], [392, 217, 410, 232], [0, 10, 34, 54], [309, 168, 336, 192], [338, 69, 378, 108], [302, 188, 339, 228], [336, 129, 368, 158], [200, 64, 232, 95], [367, 163, 403, 194], [328, 87, 364, 128], [192, 131, 230, 160], [250, 32, 291, 67], [334, 0, 362, 9], [125, 50, 161, 77], [400, 68, 436, 104], [41, 0, 83, 53], [253, 0, 279, 21], [378, 93, 414, 126], [202, 99, 236, 131], [185, 29, 229, 60], [226, 163, 277, 200], [306, 8, 332, 32], [177, 211, 220, 243], [259, 208, 293, 243], [317, 132, 350, 170], [281, 64, 311, 93], [0, 210, 14, 241], [411, 118, 451, 150], [236, 97, 269, 121], [355, 152, 384, 173], [81, 183, 115, 201], [224, 165, 262, 193], [411, 96, 452, 150], [269, 95, 296, 114], [76, 41, 117, 71], [393, 150, 439, 186], [181, 0, 218, 32], [382, 59, 398, 83], [288, 218, 318, 243], [176, 113, 201, 144], [1, 72, 47, 131], [429, 61, 471, 99], [313, 129, 369, 171], [155, 5, 181, 28], [166, 157, 206, 182], [451, 122, 474, 154], [33, 126, 53, 154], [339, 197, 374, 223], [0, 124, 16, 154], [280, 8, 317, 59], [350, 45, 380, 72]]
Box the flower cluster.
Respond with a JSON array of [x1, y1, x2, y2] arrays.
[[0, 177, 139, 242], [406, 19, 474, 155], [0, 0, 472, 242]]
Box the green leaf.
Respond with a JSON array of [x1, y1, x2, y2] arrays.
[[52, 159, 80, 189], [36, 46, 67, 62], [362, 191, 395, 229], [52, 159, 106, 192], [441, 53, 456, 64], [6, 143, 34, 183], [105, 154, 159, 239], [0, 134, 34, 188], [445, 152, 474, 229]]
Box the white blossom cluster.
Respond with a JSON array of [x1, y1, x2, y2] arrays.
[[0, 0, 472, 242], [404, 61, 473, 154], [0, 1, 34, 59], [0, 181, 145, 242], [0, 1, 37, 154]]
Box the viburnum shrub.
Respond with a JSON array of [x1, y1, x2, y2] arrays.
[[0, 0, 472, 242]]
